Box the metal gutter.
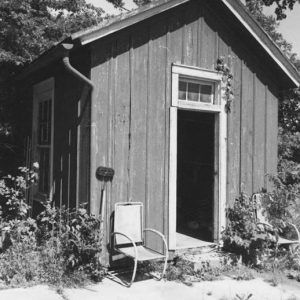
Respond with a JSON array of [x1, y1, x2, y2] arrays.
[[15, 43, 67, 81], [61, 44, 95, 90]]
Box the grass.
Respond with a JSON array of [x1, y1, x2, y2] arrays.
[[138, 251, 300, 290]]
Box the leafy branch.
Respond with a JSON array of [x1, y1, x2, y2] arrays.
[[215, 56, 234, 113]]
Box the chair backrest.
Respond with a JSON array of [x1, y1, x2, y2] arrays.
[[114, 202, 143, 246], [252, 193, 271, 226]]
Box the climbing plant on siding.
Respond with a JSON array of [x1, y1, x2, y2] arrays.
[[215, 57, 234, 113]]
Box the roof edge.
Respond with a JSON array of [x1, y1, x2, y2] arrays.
[[17, 0, 300, 88], [15, 44, 73, 81], [222, 0, 300, 88], [71, 0, 299, 88], [71, 0, 190, 46]]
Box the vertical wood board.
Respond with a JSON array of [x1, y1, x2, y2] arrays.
[[112, 35, 131, 207], [182, 2, 200, 66], [265, 87, 278, 190], [200, 5, 217, 69], [240, 62, 254, 195], [146, 20, 167, 251], [90, 43, 111, 215], [253, 76, 266, 192], [226, 54, 242, 205], [128, 28, 149, 205]]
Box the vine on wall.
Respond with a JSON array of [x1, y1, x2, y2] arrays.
[[215, 56, 234, 113]]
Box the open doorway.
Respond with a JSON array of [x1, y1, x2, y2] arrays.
[[176, 110, 215, 243]]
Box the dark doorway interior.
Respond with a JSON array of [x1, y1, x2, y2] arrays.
[[176, 110, 215, 242]]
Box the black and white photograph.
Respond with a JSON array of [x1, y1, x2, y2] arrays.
[[0, 0, 300, 299]]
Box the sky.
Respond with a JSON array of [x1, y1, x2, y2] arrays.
[[264, 5, 300, 57], [87, 0, 300, 57]]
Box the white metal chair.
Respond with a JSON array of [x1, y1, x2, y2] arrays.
[[252, 193, 300, 251], [110, 202, 168, 287]]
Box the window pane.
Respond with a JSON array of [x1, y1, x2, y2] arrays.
[[179, 81, 187, 100], [38, 147, 50, 194], [200, 85, 213, 103], [187, 82, 200, 102], [46, 100, 52, 143], [38, 99, 52, 145]]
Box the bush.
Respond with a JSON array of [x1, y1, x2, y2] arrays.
[[0, 166, 37, 221], [0, 166, 105, 287], [222, 193, 275, 266], [37, 203, 104, 283]]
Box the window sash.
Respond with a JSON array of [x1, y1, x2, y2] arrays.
[[37, 146, 51, 194], [38, 99, 52, 145], [178, 77, 215, 104], [32, 78, 54, 200]]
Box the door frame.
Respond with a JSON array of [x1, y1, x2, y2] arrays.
[[168, 64, 227, 250]]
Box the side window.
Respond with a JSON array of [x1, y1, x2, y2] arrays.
[[37, 99, 52, 194], [32, 78, 54, 200]]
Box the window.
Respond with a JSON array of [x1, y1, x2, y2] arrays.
[[37, 99, 52, 194], [178, 78, 214, 104], [32, 78, 54, 200], [172, 64, 222, 111]]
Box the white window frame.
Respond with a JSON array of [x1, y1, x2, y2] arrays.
[[32, 78, 54, 202], [169, 64, 227, 250]]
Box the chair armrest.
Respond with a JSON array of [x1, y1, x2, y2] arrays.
[[111, 232, 138, 257], [144, 228, 168, 258], [256, 221, 274, 230], [286, 222, 300, 241]]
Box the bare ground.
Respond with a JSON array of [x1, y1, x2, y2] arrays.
[[1, 276, 300, 300]]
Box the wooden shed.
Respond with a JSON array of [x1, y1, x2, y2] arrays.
[[17, 0, 300, 260]]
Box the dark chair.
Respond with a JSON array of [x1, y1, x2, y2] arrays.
[[252, 193, 300, 252]]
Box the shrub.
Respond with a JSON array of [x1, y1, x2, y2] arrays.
[[0, 166, 105, 287], [37, 203, 104, 282], [222, 193, 275, 266], [0, 166, 37, 221]]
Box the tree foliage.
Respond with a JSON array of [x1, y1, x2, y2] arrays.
[[245, 1, 300, 218], [106, 0, 151, 9], [0, 0, 120, 173], [0, 0, 104, 79], [260, 0, 300, 20], [245, 0, 295, 58]]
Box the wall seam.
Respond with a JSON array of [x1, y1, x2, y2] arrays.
[[252, 74, 256, 193], [128, 35, 133, 202], [145, 25, 151, 228], [239, 61, 243, 193], [264, 85, 268, 189]]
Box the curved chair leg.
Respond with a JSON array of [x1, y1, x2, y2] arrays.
[[111, 232, 138, 287], [128, 256, 138, 287], [160, 254, 168, 280], [143, 228, 169, 281]]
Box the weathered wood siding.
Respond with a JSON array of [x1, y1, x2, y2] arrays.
[[90, 0, 280, 252]]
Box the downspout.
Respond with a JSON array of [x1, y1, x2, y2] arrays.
[[61, 44, 97, 215], [61, 44, 95, 91]]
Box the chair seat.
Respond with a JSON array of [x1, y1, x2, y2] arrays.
[[277, 236, 300, 245], [117, 245, 166, 261]]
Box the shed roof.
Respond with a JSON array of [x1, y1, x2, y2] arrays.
[[18, 0, 300, 87]]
